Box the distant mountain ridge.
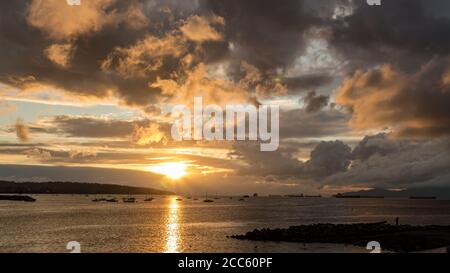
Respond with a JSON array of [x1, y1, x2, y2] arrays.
[[338, 188, 450, 200], [0, 181, 175, 195]]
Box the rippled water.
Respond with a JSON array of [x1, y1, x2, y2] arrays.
[[1, 195, 450, 253]]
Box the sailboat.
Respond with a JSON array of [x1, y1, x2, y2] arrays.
[[122, 193, 136, 203], [92, 195, 107, 202], [204, 193, 214, 203], [144, 195, 154, 202], [122, 197, 136, 203]]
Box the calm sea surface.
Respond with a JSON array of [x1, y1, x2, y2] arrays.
[[1, 195, 450, 253]]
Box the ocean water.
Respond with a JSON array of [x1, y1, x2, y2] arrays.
[[1, 195, 450, 253]]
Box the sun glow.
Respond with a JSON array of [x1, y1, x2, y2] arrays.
[[146, 162, 189, 179]]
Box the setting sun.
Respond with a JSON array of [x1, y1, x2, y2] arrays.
[[146, 162, 189, 180]]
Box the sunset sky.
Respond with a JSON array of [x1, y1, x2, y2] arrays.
[[1, 0, 450, 195]]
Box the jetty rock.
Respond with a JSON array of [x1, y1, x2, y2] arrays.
[[231, 222, 450, 252]]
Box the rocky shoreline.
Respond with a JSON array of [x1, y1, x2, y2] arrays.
[[230, 222, 450, 252]]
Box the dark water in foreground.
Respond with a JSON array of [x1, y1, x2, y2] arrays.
[[1, 196, 450, 253]]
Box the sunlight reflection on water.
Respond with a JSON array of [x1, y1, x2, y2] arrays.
[[164, 197, 181, 253]]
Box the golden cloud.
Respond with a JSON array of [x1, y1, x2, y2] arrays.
[[151, 63, 253, 106], [180, 15, 225, 42], [132, 123, 167, 145], [15, 118, 30, 142], [45, 43, 76, 68], [102, 33, 188, 78], [336, 61, 450, 138]]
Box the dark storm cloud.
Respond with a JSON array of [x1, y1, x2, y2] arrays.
[[38, 116, 142, 138], [304, 140, 352, 178], [330, 0, 450, 71], [199, 0, 326, 70], [230, 142, 303, 177], [352, 133, 402, 161], [302, 91, 330, 113], [231, 139, 352, 180], [325, 135, 450, 189], [28, 115, 172, 142], [284, 74, 334, 93], [280, 108, 350, 139], [232, 132, 450, 190]]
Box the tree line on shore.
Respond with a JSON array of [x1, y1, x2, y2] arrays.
[[0, 181, 174, 195]]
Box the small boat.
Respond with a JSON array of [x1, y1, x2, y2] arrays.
[[122, 197, 136, 203], [106, 198, 118, 203], [243, 195, 250, 198], [144, 195, 154, 202], [286, 194, 306, 198], [304, 195, 322, 198], [204, 193, 214, 203], [333, 193, 361, 199], [176, 198, 183, 201], [239, 198, 245, 201], [409, 196, 437, 200]]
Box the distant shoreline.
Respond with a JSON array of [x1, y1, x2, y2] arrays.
[[0, 181, 175, 195]]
